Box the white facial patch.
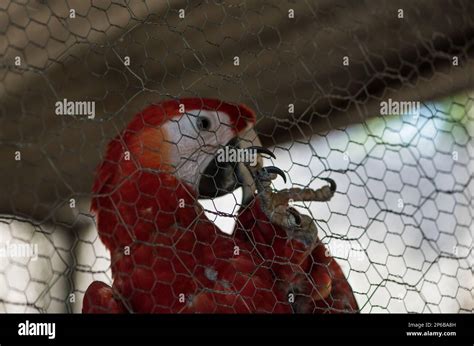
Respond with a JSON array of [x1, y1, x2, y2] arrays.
[[161, 109, 235, 189]]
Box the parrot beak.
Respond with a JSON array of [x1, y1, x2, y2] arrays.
[[197, 128, 260, 204]]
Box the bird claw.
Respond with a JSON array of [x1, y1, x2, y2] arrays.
[[319, 177, 336, 193], [259, 166, 287, 184], [242, 147, 336, 248], [248, 146, 276, 159], [286, 207, 302, 227]]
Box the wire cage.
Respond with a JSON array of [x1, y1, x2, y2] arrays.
[[0, 0, 472, 313]]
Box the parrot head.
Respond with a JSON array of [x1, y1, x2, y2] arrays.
[[92, 98, 264, 208]]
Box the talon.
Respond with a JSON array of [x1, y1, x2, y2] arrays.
[[287, 207, 302, 227], [248, 146, 276, 159], [320, 177, 336, 192], [263, 166, 287, 183]]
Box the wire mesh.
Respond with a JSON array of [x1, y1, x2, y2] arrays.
[[0, 1, 472, 313]]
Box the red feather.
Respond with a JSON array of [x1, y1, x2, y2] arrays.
[[86, 170, 291, 313], [235, 197, 359, 313], [84, 99, 291, 313]]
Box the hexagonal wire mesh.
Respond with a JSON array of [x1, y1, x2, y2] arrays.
[[0, 1, 472, 313]]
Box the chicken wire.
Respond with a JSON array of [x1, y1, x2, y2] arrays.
[[0, 1, 473, 313]]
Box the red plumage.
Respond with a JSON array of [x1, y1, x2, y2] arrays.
[[235, 197, 359, 313], [87, 169, 291, 312], [84, 99, 291, 313], [83, 98, 357, 313]]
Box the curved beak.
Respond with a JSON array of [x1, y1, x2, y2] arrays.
[[197, 128, 261, 205]]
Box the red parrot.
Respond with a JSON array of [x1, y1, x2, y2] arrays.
[[83, 98, 358, 313], [83, 98, 292, 313]]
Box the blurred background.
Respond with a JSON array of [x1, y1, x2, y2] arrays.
[[0, 0, 472, 312]]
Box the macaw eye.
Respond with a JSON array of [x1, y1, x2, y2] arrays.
[[197, 116, 212, 131]]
